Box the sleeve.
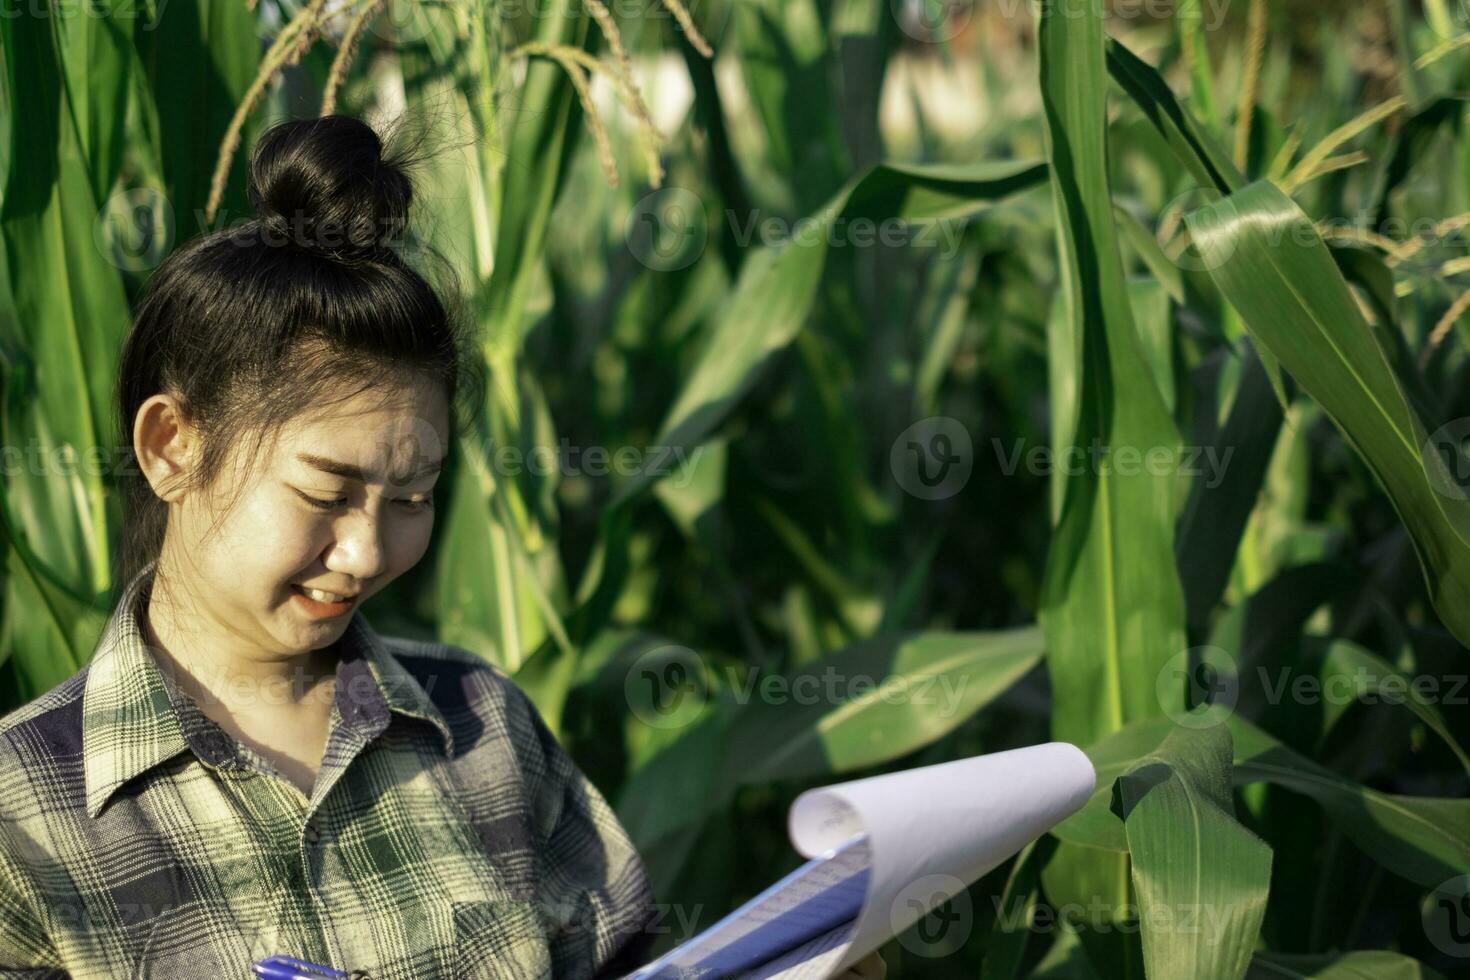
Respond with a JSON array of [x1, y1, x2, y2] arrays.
[[502, 681, 659, 980], [0, 830, 69, 979]]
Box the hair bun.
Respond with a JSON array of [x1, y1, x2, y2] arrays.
[[247, 115, 411, 263]]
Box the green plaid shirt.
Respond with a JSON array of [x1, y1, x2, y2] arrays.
[[0, 561, 656, 979]]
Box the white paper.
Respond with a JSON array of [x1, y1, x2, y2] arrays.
[[623, 742, 1095, 980], [626, 836, 870, 978]]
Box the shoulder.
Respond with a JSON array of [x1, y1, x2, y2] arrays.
[[0, 669, 89, 820], [376, 635, 576, 832], [379, 634, 524, 704], [376, 634, 553, 746], [0, 669, 89, 760], [379, 633, 493, 669]]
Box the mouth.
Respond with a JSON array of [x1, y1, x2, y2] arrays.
[[290, 584, 358, 617]]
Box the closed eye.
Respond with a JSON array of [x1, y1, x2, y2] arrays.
[[295, 489, 432, 512], [297, 491, 346, 511]]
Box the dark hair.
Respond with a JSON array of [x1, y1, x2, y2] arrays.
[[113, 114, 485, 598]]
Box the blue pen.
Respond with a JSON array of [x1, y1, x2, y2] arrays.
[[252, 953, 350, 978], [253, 967, 315, 980]]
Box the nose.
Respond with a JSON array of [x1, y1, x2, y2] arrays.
[[323, 509, 388, 585]]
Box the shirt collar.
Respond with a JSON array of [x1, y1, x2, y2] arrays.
[[82, 559, 454, 819]]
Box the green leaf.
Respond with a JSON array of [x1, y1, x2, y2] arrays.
[[1032, 921, 1105, 980], [732, 0, 849, 213], [614, 700, 738, 899], [1053, 717, 1470, 893], [612, 158, 1046, 511], [1246, 950, 1446, 979], [723, 627, 1044, 784], [1038, 10, 1191, 975], [1369, 94, 1468, 217], [50, 0, 133, 205], [1315, 638, 1470, 777], [982, 837, 1056, 980], [1174, 344, 1285, 631], [410, 2, 589, 706], [1038, 0, 1188, 747], [140, 0, 261, 226], [1104, 38, 1245, 197], [1129, 278, 1177, 416], [1231, 715, 1470, 891], [1115, 725, 1272, 980], [1114, 203, 1185, 306], [611, 625, 1044, 896], [1185, 180, 1470, 648], [572, 160, 1044, 644], [0, 0, 133, 703]]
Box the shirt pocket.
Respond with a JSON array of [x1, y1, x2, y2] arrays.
[[450, 897, 553, 980], [130, 898, 245, 980]]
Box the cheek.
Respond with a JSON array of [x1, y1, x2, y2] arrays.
[[386, 512, 436, 572], [178, 491, 316, 594], [229, 491, 327, 569]]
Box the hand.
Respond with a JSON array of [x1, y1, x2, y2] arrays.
[[836, 950, 885, 978]]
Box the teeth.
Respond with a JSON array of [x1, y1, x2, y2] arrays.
[[301, 587, 348, 603]]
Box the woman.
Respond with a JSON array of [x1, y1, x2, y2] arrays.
[[0, 115, 883, 980]]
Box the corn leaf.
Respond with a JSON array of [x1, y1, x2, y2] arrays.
[[1038, 8, 1189, 974], [1246, 951, 1446, 979], [614, 626, 1045, 893], [1038, 0, 1186, 747], [611, 158, 1046, 511], [0, 0, 133, 697], [139, 0, 261, 225], [1053, 717, 1470, 895], [569, 160, 1045, 646], [723, 627, 1045, 784], [1315, 638, 1470, 778], [1115, 725, 1271, 980], [1185, 180, 1470, 648]]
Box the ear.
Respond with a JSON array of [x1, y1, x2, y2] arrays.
[[133, 394, 200, 503]]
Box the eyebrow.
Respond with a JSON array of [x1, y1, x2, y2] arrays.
[[296, 452, 444, 483]]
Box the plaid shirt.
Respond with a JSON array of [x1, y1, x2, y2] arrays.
[[0, 561, 656, 979]]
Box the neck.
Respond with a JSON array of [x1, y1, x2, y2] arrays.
[[143, 551, 339, 714]]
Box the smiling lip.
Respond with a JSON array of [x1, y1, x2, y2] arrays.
[[290, 584, 357, 617]]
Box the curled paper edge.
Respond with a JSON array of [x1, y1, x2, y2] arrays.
[[783, 742, 1097, 977]]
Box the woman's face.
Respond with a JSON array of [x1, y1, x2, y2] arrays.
[[147, 377, 449, 660]]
